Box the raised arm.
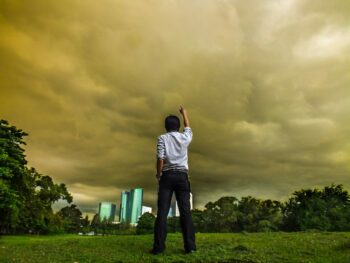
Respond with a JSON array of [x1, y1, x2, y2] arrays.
[[179, 105, 190, 127]]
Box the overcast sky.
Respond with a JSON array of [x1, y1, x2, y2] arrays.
[[1, 0, 350, 219]]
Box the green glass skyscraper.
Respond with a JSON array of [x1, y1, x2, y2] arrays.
[[119, 188, 144, 224], [98, 202, 116, 222], [119, 190, 129, 223], [129, 188, 143, 224]]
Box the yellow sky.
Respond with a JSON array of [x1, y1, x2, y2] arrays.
[[1, 0, 350, 218]]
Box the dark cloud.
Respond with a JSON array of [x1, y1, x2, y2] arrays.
[[1, 0, 350, 218]]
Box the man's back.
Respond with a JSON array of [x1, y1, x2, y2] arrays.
[[157, 127, 193, 172]]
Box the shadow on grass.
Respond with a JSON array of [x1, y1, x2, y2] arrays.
[[233, 245, 250, 253]]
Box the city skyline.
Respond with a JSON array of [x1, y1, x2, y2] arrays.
[[1, 1, 350, 219], [96, 188, 148, 224], [92, 188, 194, 223]]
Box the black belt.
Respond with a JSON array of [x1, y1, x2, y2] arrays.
[[162, 169, 188, 174]]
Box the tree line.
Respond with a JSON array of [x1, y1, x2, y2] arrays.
[[136, 183, 350, 234], [1, 119, 349, 235]]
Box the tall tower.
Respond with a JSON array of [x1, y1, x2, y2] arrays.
[[175, 192, 193, 217], [119, 191, 129, 223], [128, 188, 143, 224], [98, 202, 116, 222], [119, 188, 144, 224], [168, 195, 176, 217]]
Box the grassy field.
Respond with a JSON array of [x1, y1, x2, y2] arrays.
[[0, 232, 349, 263]]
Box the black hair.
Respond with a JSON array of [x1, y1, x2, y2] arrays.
[[165, 115, 180, 132]]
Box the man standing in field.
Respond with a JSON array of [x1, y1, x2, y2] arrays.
[[150, 106, 197, 255]]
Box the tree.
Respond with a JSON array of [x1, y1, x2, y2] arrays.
[[167, 216, 181, 233], [20, 167, 72, 234], [0, 179, 21, 233], [0, 119, 28, 233], [203, 196, 240, 232], [57, 204, 83, 233], [0, 119, 73, 234], [136, 212, 155, 234], [80, 215, 90, 234], [236, 196, 284, 232], [191, 209, 205, 233], [282, 184, 350, 231], [256, 199, 283, 232], [237, 196, 261, 232], [91, 213, 100, 235]]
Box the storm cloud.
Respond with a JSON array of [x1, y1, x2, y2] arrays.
[[1, 0, 350, 218]]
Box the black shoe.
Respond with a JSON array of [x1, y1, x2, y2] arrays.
[[149, 249, 163, 255]]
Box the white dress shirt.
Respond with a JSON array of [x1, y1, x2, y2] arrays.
[[157, 127, 193, 172]]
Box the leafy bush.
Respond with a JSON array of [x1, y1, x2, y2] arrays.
[[136, 212, 155, 234]]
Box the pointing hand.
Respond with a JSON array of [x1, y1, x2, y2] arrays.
[[179, 105, 186, 115]]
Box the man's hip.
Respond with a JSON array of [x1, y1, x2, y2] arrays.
[[159, 170, 191, 192]]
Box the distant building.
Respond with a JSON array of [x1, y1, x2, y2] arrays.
[[98, 202, 116, 222], [166, 193, 193, 217], [119, 188, 144, 225], [129, 188, 144, 224], [175, 192, 193, 216], [119, 191, 130, 223], [142, 206, 152, 215], [168, 196, 176, 217], [168, 207, 174, 217]]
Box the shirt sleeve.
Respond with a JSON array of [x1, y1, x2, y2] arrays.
[[157, 136, 166, 159], [183, 126, 193, 143]]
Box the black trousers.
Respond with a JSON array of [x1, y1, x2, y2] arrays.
[[153, 170, 196, 252]]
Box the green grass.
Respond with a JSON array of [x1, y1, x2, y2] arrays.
[[0, 232, 349, 262]]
